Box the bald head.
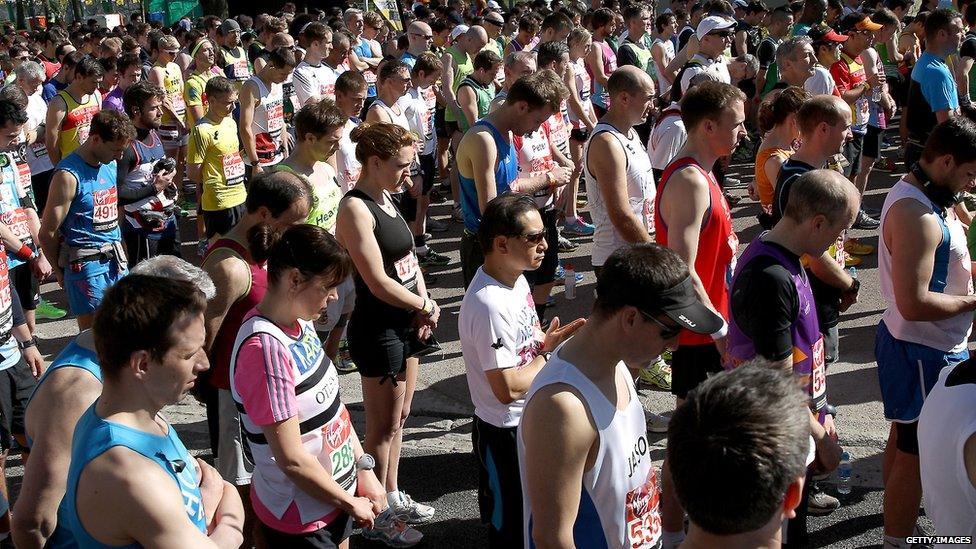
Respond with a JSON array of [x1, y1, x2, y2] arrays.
[[407, 21, 433, 54], [784, 169, 858, 226], [796, 95, 850, 137], [463, 25, 489, 54], [607, 65, 654, 99], [270, 32, 294, 49]]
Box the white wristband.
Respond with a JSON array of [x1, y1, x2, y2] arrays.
[[710, 320, 728, 341]]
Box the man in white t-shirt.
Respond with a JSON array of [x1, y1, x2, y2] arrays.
[[332, 71, 367, 192], [648, 102, 686, 181], [459, 193, 584, 548], [292, 22, 334, 109]]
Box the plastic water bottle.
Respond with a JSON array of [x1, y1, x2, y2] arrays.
[[564, 263, 576, 300], [837, 451, 852, 495], [848, 266, 858, 279]]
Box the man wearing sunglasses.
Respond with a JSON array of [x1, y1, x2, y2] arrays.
[[519, 243, 723, 549], [674, 15, 735, 102], [401, 21, 434, 69], [459, 193, 585, 548], [727, 169, 856, 545]]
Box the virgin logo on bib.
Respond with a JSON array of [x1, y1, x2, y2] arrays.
[[92, 187, 119, 232], [626, 467, 662, 548], [222, 152, 246, 185]]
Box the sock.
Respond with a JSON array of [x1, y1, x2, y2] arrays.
[[565, 216, 577, 224], [387, 490, 402, 508], [661, 530, 685, 549], [535, 303, 547, 324], [414, 234, 426, 248], [415, 244, 429, 256], [883, 535, 910, 549]]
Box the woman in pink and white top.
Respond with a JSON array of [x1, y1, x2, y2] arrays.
[[230, 223, 421, 547]]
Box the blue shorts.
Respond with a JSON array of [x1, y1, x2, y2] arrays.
[[64, 258, 127, 315], [875, 321, 968, 423]]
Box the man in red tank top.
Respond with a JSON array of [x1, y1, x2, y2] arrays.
[[653, 81, 747, 549], [200, 170, 312, 547]]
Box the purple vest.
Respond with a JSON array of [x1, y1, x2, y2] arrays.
[[726, 235, 827, 412]]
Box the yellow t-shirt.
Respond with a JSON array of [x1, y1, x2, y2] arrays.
[[188, 116, 247, 211], [158, 62, 186, 128]]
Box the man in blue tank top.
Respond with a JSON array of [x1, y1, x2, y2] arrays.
[[61, 274, 243, 548], [456, 69, 572, 288], [14, 256, 216, 549], [519, 244, 723, 549], [39, 110, 134, 330]]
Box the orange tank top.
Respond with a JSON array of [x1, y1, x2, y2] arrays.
[[755, 147, 792, 213]]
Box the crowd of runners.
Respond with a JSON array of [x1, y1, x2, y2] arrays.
[[0, 0, 966, 547]]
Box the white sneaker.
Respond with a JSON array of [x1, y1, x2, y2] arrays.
[[646, 412, 670, 434], [361, 509, 423, 547], [388, 490, 436, 524]]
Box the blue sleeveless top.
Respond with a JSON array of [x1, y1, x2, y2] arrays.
[[61, 404, 208, 548], [29, 338, 101, 418], [353, 38, 377, 97], [0, 154, 29, 269], [56, 152, 121, 249], [459, 119, 518, 233]]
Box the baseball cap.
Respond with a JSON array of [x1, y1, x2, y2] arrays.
[[596, 268, 725, 336], [696, 15, 736, 40], [449, 24, 469, 43], [219, 18, 241, 35], [807, 25, 849, 42], [733, 0, 749, 9], [487, 0, 502, 10]]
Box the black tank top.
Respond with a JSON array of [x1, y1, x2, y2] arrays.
[[345, 188, 417, 327]]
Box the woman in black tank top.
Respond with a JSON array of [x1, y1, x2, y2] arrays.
[[335, 123, 441, 523]]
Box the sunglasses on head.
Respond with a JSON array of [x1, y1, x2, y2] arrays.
[[639, 310, 683, 339]]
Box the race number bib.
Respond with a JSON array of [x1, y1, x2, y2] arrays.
[[170, 91, 186, 116], [15, 161, 31, 196], [30, 142, 48, 160], [77, 122, 90, 145], [625, 467, 662, 548], [322, 84, 335, 98], [325, 408, 356, 490], [811, 336, 827, 408], [92, 187, 119, 232], [232, 60, 249, 80], [363, 69, 377, 84], [222, 152, 246, 185], [266, 100, 284, 134], [1, 208, 31, 240], [394, 252, 418, 285], [0, 255, 11, 319]]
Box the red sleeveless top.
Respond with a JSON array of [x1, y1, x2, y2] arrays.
[[206, 238, 268, 389], [654, 156, 738, 346]]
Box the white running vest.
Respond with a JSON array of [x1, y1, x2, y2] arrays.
[[879, 178, 973, 353], [244, 76, 285, 167], [584, 122, 656, 267], [229, 315, 356, 524], [518, 354, 662, 549]]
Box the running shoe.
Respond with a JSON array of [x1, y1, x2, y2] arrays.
[[388, 491, 436, 524], [35, 299, 67, 320], [646, 412, 671, 434], [577, 198, 588, 210], [845, 238, 874, 256], [852, 210, 880, 230], [335, 340, 357, 373], [639, 357, 672, 391], [361, 509, 424, 547], [451, 206, 464, 223], [555, 263, 584, 285], [419, 250, 451, 268], [429, 188, 447, 204], [562, 216, 595, 236], [874, 157, 897, 172], [844, 252, 862, 268], [806, 484, 840, 516], [427, 218, 449, 233], [724, 190, 742, 207], [557, 235, 578, 252]]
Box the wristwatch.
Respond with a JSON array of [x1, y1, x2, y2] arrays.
[[355, 453, 376, 472], [18, 336, 37, 350], [846, 277, 861, 294]]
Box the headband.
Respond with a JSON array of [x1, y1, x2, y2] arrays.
[[190, 39, 207, 60]]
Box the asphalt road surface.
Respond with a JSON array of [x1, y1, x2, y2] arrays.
[[13, 137, 938, 548]]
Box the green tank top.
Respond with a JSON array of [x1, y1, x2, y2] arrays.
[[620, 40, 655, 79], [457, 76, 496, 132], [445, 46, 474, 123], [274, 164, 343, 234]]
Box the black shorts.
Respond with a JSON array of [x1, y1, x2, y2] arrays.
[[0, 357, 38, 451], [260, 514, 352, 548], [473, 417, 524, 547], [863, 125, 883, 160], [461, 230, 485, 290], [570, 128, 590, 142], [895, 421, 920, 455], [523, 208, 559, 287], [435, 106, 450, 139], [10, 264, 38, 311], [203, 204, 246, 239], [419, 153, 436, 195], [122, 219, 182, 266], [347, 312, 417, 380], [31, 170, 54, 216], [843, 131, 865, 179], [671, 342, 723, 399], [393, 190, 418, 223]]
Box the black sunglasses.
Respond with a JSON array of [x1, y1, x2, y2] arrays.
[[517, 230, 547, 245], [709, 30, 735, 38], [639, 310, 683, 339]]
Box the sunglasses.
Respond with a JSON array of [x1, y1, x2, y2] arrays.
[[708, 30, 735, 38], [410, 32, 434, 39], [518, 230, 547, 245], [639, 310, 683, 339]]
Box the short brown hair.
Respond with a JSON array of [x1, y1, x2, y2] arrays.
[[506, 69, 569, 112], [294, 98, 345, 139], [411, 51, 442, 77], [94, 275, 207, 380], [336, 70, 368, 95], [123, 80, 165, 118], [679, 81, 746, 131], [795, 95, 848, 136], [350, 122, 419, 165], [89, 109, 136, 143]]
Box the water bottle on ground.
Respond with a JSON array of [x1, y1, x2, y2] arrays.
[[837, 451, 852, 495], [564, 263, 576, 300]]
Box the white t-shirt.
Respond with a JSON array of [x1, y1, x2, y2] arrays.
[[314, 275, 356, 334], [805, 65, 837, 95], [336, 118, 361, 193], [25, 90, 53, 174], [680, 54, 731, 96], [459, 268, 545, 428], [400, 86, 437, 156], [647, 104, 687, 170], [292, 60, 335, 108]]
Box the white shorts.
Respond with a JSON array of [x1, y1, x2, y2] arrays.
[[216, 388, 253, 486]]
